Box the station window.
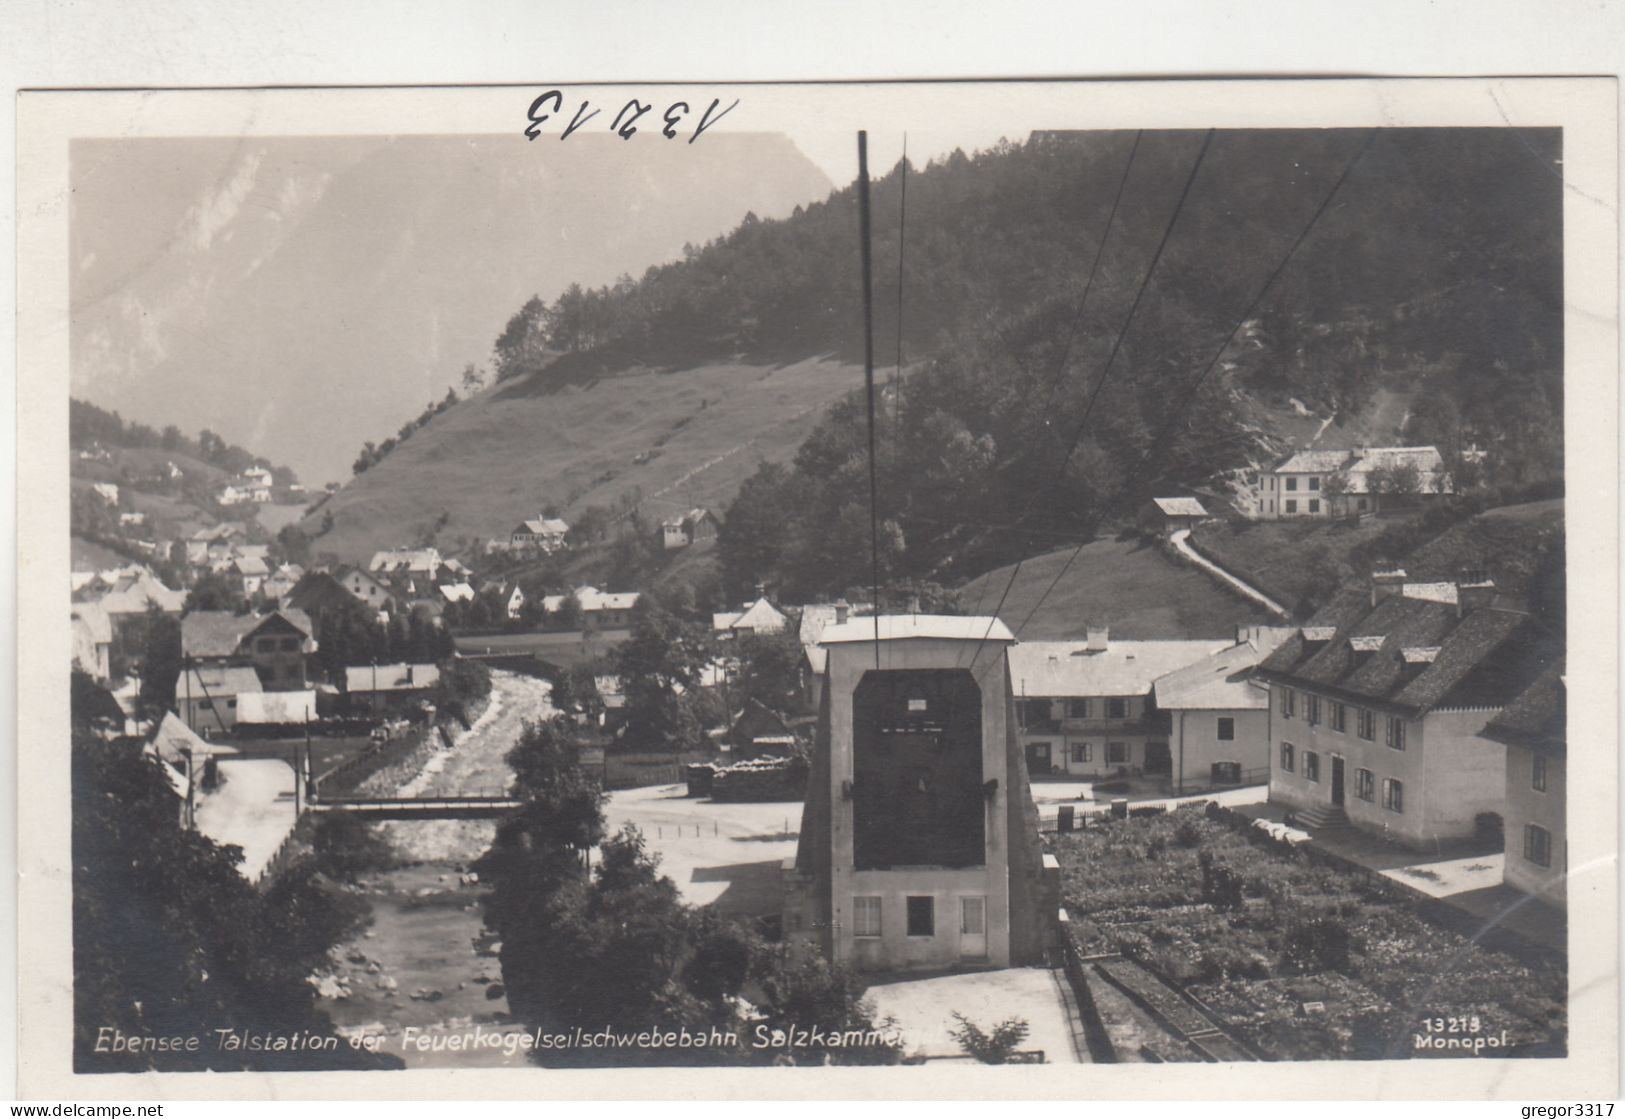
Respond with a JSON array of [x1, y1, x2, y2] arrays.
[[1523, 824, 1552, 868], [1217, 717, 1234, 741], [1383, 778, 1404, 814], [853, 897, 882, 938], [1532, 756, 1547, 793], [1304, 752, 1320, 783], [1280, 742, 1294, 773], [906, 896, 935, 937], [1356, 768, 1375, 801]]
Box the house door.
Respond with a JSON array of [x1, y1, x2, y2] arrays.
[[959, 896, 987, 960], [1331, 756, 1346, 806], [1144, 742, 1171, 776], [1025, 742, 1051, 774]]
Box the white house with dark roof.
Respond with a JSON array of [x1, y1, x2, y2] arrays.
[[661, 508, 719, 550], [541, 585, 639, 628], [509, 517, 570, 553], [1480, 663, 1566, 909], [1255, 446, 1452, 520], [1008, 627, 1229, 778], [1140, 496, 1210, 537], [1151, 626, 1296, 792], [713, 595, 789, 637], [1254, 570, 1556, 848]]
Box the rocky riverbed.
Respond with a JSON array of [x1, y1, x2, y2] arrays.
[[311, 669, 554, 1068]]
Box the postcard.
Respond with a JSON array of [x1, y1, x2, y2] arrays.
[[15, 77, 1619, 1100]]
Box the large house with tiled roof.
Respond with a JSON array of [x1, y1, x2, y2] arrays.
[[1009, 628, 1230, 778], [1255, 445, 1452, 520], [1254, 567, 1557, 848], [1480, 663, 1566, 909], [1151, 626, 1296, 792], [181, 608, 318, 693]]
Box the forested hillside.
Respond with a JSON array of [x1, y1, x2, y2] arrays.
[[323, 129, 1563, 595]]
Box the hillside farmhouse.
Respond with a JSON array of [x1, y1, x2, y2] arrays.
[[1255, 445, 1452, 520], [661, 508, 719, 550], [1254, 568, 1556, 849], [542, 585, 640, 628], [369, 547, 443, 579], [509, 517, 571, 553]]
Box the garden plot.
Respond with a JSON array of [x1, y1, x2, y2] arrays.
[[1051, 804, 1566, 1061]]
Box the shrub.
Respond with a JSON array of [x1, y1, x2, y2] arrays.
[[1283, 915, 1351, 973], [949, 1013, 1030, 1064], [1174, 819, 1204, 848]]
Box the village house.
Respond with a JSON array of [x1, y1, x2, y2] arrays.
[[1254, 445, 1452, 520], [344, 662, 442, 717], [261, 563, 305, 602], [482, 580, 526, 620], [1139, 496, 1209, 537], [542, 585, 640, 628], [1253, 568, 1555, 849], [72, 567, 187, 665], [368, 547, 443, 580], [713, 595, 789, 638], [338, 566, 399, 617], [797, 601, 860, 712], [509, 517, 570, 553], [1480, 663, 1566, 910], [226, 554, 270, 597], [661, 507, 719, 550], [119, 511, 147, 528], [1008, 628, 1230, 778], [185, 522, 247, 565], [91, 482, 120, 505], [726, 697, 799, 759], [217, 484, 252, 506], [784, 615, 1052, 973], [71, 601, 113, 682], [174, 664, 264, 733], [181, 608, 318, 694], [1149, 626, 1296, 792], [438, 581, 476, 605]]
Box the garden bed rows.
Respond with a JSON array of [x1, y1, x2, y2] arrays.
[[1051, 804, 1567, 1061]]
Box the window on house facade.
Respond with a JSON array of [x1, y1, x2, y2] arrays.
[[853, 896, 882, 938], [1330, 702, 1346, 733], [1106, 698, 1127, 719], [1217, 717, 1234, 741], [1357, 708, 1375, 740], [1532, 755, 1547, 793], [906, 896, 935, 937], [1306, 695, 1321, 725], [1382, 778, 1404, 813], [226, 698, 236, 709], [1067, 699, 1090, 720], [1309, 499, 1321, 514], [199, 699, 213, 710], [281, 637, 300, 652], [1385, 717, 1406, 751], [1523, 824, 1552, 867], [1286, 477, 1298, 491], [1285, 500, 1298, 513], [1280, 743, 1294, 772], [257, 638, 278, 653], [1308, 477, 1321, 491], [1280, 688, 1295, 718], [1304, 752, 1320, 782], [1106, 742, 1128, 765], [1071, 742, 1091, 764], [1021, 700, 1049, 726], [1358, 498, 1369, 510], [1356, 768, 1374, 801]]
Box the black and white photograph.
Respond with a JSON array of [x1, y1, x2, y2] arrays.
[[13, 77, 1619, 1100]]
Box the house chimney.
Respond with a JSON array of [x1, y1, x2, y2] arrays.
[[835, 600, 850, 625], [1086, 625, 1110, 653], [1371, 564, 1407, 606], [1457, 568, 1496, 615]]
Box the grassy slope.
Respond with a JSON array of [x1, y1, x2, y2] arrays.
[[956, 536, 1274, 641], [1189, 517, 1392, 615], [305, 356, 865, 564], [1190, 498, 1565, 615]]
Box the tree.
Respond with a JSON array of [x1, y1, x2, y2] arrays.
[[460, 362, 486, 392], [750, 941, 903, 1065], [493, 296, 550, 382], [276, 525, 311, 568], [185, 572, 245, 614], [135, 607, 182, 722], [614, 604, 715, 754], [72, 668, 125, 735], [733, 630, 805, 713], [72, 732, 395, 1071]]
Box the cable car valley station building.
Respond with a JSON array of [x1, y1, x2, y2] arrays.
[[784, 615, 1056, 972]]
